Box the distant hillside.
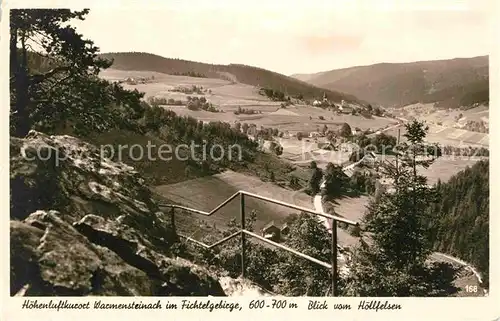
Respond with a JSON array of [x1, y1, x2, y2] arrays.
[[427, 160, 489, 287], [99, 52, 361, 104], [292, 56, 489, 108], [291, 73, 314, 83]]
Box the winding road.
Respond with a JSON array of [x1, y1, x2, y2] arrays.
[[429, 252, 484, 285]]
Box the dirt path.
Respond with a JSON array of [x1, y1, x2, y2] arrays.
[[314, 181, 333, 231], [367, 122, 403, 138], [314, 193, 331, 231], [430, 252, 486, 292]]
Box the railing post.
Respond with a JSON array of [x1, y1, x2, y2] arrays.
[[170, 207, 177, 240], [331, 219, 338, 297], [240, 193, 246, 278]]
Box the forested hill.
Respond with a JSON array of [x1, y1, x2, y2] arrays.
[[292, 56, 489, 108], [427, 160, 489, 286], [98, 52, 362, 103]]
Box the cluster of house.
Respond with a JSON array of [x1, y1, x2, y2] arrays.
[[281, 128, 358, 140], [341, 150, 378, 178], [260, 151, 403, 242], [312, 96, 355, 114], [120, 77, 150, 85]]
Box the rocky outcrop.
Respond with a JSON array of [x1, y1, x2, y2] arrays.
[[10, 131, 225, 296], [219, 277, 275, 296]]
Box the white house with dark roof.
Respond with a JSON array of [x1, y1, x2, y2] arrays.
[[261, 221, 281, 242]]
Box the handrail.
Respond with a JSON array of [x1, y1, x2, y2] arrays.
[[242, 230, 332, 269], [178, 231, 242, 249], [158, 190, 359, 297], [176, 229, 332, 270], [160, 191, 240, 216], [159, 190, 359, 226]]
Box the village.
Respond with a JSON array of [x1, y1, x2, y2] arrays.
[[8, 7, 490, 301], [258, 148, 382, 244]]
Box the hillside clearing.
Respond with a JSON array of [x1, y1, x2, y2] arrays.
[[383, 124, 488, 147], [155, 170, 313, 232], [155, 169, 364, 248], [419, 156, 488, 185], [100, 69, 396, 133]]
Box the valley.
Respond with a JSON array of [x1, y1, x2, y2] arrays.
[[8, 7, 491, 300], [100, 68, 395, 133], [101, 66, 489, 297], [100, 66, 488, 231]]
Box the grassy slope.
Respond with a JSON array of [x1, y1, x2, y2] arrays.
[[292, 56, 489, 108], [99, 52, 362, 103], [155, 170, 313, 232], [85, 129, 212, 185], [83, 126, 309, 190]]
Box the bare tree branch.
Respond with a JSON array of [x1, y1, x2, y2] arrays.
[[30, 65, 72, 84], [46, 74, 72, 92]]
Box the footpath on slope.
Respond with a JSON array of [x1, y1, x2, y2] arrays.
[[429, 252, 487, 295]]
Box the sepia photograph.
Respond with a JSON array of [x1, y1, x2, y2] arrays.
[[8, 2, 490, 300]]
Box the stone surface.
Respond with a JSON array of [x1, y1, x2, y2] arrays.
[[219, 277, 275, 296], [9, 131, 226, 296], [11, 210, 153, 296]]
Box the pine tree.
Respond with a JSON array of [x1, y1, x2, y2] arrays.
[[10, 9, 143, 137], [322, 162, 347, 197], [344, 120, 457, 296], [273, 213, 332, 296], [309, 161, 323, 194]]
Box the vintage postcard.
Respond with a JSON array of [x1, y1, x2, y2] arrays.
[[1, 0, 498, 320]]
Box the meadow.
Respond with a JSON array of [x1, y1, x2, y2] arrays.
[[101, 69, 397, 133], [383, 124, 488, 147], [155, 170, 365, 248], [155, 170, 313, 231], [386, 103, 489, 147], [399, 103, 489, 127]]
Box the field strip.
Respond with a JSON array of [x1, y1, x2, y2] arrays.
[[448, 129, 468, 139], [434, 126, 448, 134], [270, 109, 300, 116], [478, 135, 489, 145]]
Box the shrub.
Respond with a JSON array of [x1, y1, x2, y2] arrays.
[[234, 106, 258, 115], [348, 225, 361, 237]]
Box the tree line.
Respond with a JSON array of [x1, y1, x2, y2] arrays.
[[259, 87, 287, 101], [172, 71, 207, 78]]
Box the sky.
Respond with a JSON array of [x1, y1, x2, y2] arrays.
[[71, 0, 494, 75]]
